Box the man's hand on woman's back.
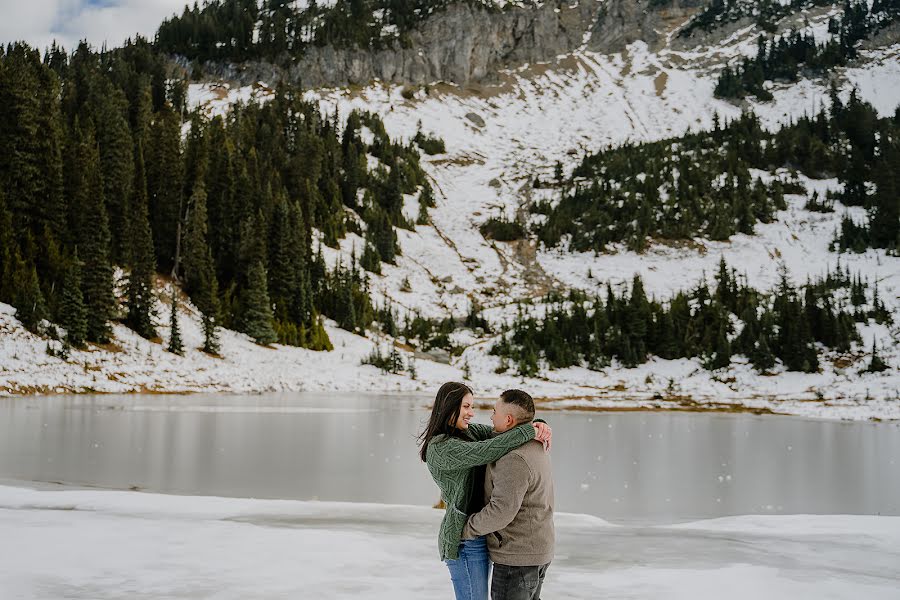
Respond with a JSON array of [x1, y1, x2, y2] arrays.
[[533, 421, 551, 452]]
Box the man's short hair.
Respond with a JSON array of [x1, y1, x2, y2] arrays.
[[500, 389, 535, 423]]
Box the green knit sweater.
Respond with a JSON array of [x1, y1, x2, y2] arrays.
[[425, 422, 536, 561]]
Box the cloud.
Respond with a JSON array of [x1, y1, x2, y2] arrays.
[[0, 0, 188, 52]]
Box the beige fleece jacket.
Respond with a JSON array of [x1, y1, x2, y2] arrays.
[[461, 438, 555, 566]]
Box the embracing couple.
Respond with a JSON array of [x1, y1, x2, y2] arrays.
[[418, 382, 555, 600]]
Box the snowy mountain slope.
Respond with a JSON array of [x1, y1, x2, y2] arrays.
[[169, 3, 900, 325], [297, 27, 899, 312], [3, 2, 898, 417], [289, 6, 899, 391]]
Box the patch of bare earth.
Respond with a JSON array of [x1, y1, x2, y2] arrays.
[[532, 395, 784, 416]]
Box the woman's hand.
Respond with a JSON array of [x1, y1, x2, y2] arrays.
[[533, 421, 552, 452]]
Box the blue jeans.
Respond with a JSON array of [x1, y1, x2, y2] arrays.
[[445, 536, 491, 600]]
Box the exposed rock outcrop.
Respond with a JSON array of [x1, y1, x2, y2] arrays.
[[203, 0, 603, 88], [196, 0, 712, 88], [588, 0, 706, 53]]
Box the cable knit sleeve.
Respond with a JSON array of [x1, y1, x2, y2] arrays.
[[427, 423, 535, 471]]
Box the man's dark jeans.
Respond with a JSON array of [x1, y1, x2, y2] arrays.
[[491, 562, 550, 600]]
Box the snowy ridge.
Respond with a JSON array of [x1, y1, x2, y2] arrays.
[[3, 6, 899, 419]]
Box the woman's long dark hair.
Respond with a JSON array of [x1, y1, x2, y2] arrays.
[[418, 381, 473, 462]]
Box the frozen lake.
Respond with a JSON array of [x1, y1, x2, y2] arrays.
[[1, 392, 899, 523], [1, 484, 899, 599]]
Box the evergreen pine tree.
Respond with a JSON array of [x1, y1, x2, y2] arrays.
[[59, 252, 88, 348], [0, 188, 14, 302], [11, 256, 48, 332], [288, 201, 315, 329], [0, 187, 18, 302], [361, 242, 381, 274], [147, 104, 184, 272], [714, 256, 737, 310], [124, 141, 157, 339], [129, 81, 153, 151], [869, 134, 899, 249], [36, 60, 66, 243], [383, 162, 404, 224], [366, 204, 397, 264], [341, 141, 361, 208], [734, 303, 758, 355], [419, 184, 436, 208], [205, 118, 236, 281], [239, 259, 277, 345], [182, 182, 220, 353], [624, 275, 650, 362], [168, 290, 184, 355], [867, 340, 889, 373], [0, 44, 42, 234], [751, 328, 777, 372], [707, 323, 732, 369], [182, 112, 209, 203], [0, 45, 66, 315], [416, 196, 430, 226], [774, 282, 819, 373], [267, 195, 298, 325], [94, 83, 134, 265], [201, 312, 220, 355], [74, 121, 116, 344], [340, 263, 358, 332], [389, 346, 404, 374], [656, 310, 678, 359], [307, 312, 333, 351]]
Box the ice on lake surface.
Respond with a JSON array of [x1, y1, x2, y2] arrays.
[[2, 393, 899, 523], [1, 483, 898, 599], [2, 393, 899, 598]]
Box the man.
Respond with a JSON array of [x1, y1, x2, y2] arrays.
[[462, 389, 555, 600]]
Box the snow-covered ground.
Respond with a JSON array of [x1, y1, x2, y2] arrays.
[[1, 482, 898, 599], [3, 8, 898, 419]]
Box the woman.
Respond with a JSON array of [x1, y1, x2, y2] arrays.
[[418, 382, 551, 600]]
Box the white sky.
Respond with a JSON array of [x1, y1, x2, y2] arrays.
[[0, 0, 189, 53]]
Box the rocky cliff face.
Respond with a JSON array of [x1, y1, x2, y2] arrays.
[[199, 0, 704, 88], [205, 0, 602, 87], [297, 0, 602, 86], [588, 0, 706, 53]]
